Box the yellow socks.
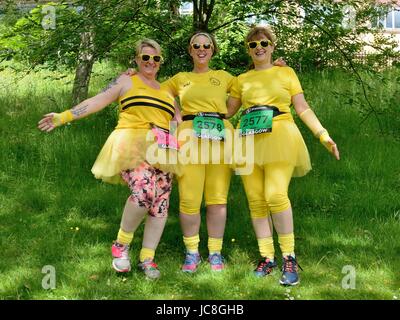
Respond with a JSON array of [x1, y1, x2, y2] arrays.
[[139, 247, 155, 262], [117, 228, 134, 246], [116, 229, 155, 262], [183, 234, 200, 253], [278, 233, 295, 257], [208, 237, 223, 254], [257, 237, 275, 260]]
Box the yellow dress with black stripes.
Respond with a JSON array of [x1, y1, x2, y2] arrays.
[[91, 75, 178, 184]]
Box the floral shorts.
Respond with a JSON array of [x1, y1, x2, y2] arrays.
[[121, 162, 173, 218]]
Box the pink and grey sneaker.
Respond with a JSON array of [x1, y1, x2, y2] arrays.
[[138, 259, 161, 280], [181, 252, 201, 273], [208, 253, 225, 271], [111, 242, 131, 273]]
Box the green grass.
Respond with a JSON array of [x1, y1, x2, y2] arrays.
[[0, 63, 399, 300]]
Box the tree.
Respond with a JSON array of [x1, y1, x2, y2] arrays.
[[1, 0, 399, 107], [1, 0, 143, 102], [193, 0, 215, 31]]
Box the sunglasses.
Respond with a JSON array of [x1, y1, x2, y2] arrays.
[[247, 39, 272, 49], [139, 54, 163, 63], [191, 43, 212, 50]]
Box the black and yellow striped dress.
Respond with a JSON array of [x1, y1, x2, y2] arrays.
[[92, 75, 178, 184]]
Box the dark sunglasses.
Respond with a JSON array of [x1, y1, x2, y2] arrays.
[[247, 39, 272, 49], [139, 54, 163, 63], [191, 43, 212, 50]]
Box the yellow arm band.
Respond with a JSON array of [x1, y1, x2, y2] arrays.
[[51, 110, 74, 127], [298, 108, 325, 137], [299, 108, 333, 152], [319, 130, 333, 152]]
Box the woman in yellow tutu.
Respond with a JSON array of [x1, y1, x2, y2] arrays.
[[38, 39, 179, 279], [227, 26, 340, 286]]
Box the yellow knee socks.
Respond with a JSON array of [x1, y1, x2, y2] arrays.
[[208, 237, 223, 254], [117, 228, 134, 245], [139, 247, 155, 262], [183, 234, 200, 253], [257, 237, 275, 260], [278, 233, 295, 257]]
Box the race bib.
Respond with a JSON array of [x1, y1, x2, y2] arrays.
[[151, 125, 179, 150], [239, 108, 273, 136], [193, 114, 225, 141]]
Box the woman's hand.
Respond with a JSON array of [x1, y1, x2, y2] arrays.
[[226, 96, 241, 118], [273, 57, 287, 67], [123, 68, 137, 76], [320, 133, 340, 160], [38, 113, 62, 132]]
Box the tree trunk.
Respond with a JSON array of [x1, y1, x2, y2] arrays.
[[169, 1, 180, 17], [72, 31, 95, 105], [192, 0, 215, 31]]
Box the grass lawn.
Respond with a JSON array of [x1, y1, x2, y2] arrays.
[[0, 63, 399, 300]]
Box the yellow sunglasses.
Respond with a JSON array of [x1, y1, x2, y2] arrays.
[[139, 54, 163, 63], [247, 39, 272, 49]]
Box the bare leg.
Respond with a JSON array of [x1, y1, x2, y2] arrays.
[[179, 212, 201, 237], [271, 208, 293, 234], [206, 204, 226, 238], [120, 197, 148, 232], [142, 215, 168, 250], [251, 216, 274, 238]]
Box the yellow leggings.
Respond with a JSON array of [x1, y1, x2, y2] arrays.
[[179, 163, 232, 214], [241, 162, 294, 217]]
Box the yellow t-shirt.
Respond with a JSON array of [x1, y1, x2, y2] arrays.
[[116, 75, 175, 130], [230, 66, 303, 113], [162, 70, 235, 116]]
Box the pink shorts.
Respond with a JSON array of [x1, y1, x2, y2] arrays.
[[121, 162, 172, 218]]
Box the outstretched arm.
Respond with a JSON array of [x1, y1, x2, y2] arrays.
[[38, 75, 128, 132], [292, 93, 340, 160], [226, 96, 242, 119]]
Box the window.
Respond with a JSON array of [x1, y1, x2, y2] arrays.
[[179, 2, 193, 16], [395, 10, 400, 28], [378, 8, 400, 30]]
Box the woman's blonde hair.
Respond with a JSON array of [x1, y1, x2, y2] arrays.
[[135, 38, 162, 57], [188, 31, 219, 57]]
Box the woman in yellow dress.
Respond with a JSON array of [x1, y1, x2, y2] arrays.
[[227, 26, 340, 286], [38, 39, 179, 280]]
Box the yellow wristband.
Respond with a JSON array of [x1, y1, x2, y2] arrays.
[[52, 110, 74, 127], [319, 130, 329, 142], [316, 129, 328, 139], [319, 130, 332, 152]]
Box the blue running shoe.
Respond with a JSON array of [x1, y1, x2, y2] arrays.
[[254, 257, 277, 277], [182, 252, 201, 273], [208, 253, 224, 271], [279, 255, 303, 286]]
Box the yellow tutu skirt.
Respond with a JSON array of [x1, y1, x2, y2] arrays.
[[176, 119, 234, 165], [91, 128, 181, 184], [235, 114, 311, 177]]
